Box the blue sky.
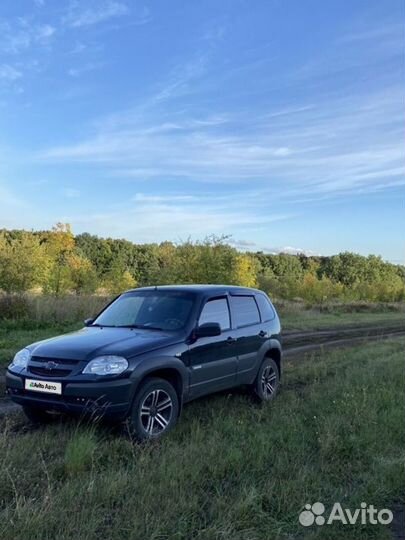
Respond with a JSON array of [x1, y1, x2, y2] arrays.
[[0, 0, 404, 262]]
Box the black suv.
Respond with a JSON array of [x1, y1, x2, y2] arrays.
[[6, 285, 282, 440]]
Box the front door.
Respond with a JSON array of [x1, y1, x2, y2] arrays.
[[188, 296, 237, 398]]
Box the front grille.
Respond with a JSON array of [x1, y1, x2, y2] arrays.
[[28, 356, 81, 378], [29, 366, 71, 378], [32, 356, 79, 365]]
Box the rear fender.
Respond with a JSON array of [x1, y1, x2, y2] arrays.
[[254, 338, 283, 382]]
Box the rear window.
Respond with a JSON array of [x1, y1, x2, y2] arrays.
[[255, 294, 275, 322], [230, 295, 260, 327]]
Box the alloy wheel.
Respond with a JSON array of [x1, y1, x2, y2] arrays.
[[139, 389, 173, 435], [261, 365, 277, 398]]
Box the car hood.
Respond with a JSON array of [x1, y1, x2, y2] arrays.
[[27, 327, 182, 361]]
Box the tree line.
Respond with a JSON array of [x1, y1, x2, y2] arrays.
[[0, 224, 404, 303]]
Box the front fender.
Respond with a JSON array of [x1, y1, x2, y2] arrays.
[[129, 355, 189, 403]]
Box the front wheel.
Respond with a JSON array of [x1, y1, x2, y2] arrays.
[[253, 358, 280, 402], [128, 377, 179, 441]]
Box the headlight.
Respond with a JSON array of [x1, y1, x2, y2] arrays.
[[82, 355, 128, 376], [9, 348, 31, 371]]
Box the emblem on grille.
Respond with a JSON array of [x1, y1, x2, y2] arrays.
[[45, 361, 58, 370]]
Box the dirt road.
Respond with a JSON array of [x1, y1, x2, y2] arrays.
[[283, 322, 405, 357]]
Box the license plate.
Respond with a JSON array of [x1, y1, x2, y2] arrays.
[[25, 378, 62, 395]]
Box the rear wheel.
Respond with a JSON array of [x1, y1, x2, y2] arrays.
[[253, 357, 280, 402], [23, 406, 55, 424], [128, 377, 179, 441]]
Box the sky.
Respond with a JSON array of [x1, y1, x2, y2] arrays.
[[0, 0, 404, 262]]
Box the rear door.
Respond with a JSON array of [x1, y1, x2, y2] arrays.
[[229, 295, 263, 383], [188, 296, 237, 398]]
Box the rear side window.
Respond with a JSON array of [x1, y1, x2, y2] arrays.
[[231, 295, 260, 327], [255, 294, 275, 322], [199, 298, 230, 330]]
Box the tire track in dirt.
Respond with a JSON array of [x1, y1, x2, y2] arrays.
[[283, 324, 405, 357]]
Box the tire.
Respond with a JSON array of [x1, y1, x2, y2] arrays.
[[253, 357, 280, 402], [23, 406, 55, 424], [128, 377, 179, 441]]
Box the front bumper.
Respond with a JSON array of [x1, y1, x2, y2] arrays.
[[6, 371, 134, 420]]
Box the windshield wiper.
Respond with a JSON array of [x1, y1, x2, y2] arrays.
[[117, 324, 164, 331]]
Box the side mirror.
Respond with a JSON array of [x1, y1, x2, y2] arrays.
[[195, 322, 221, 338], [84, 318, 95, 327]]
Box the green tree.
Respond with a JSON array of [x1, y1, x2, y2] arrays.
[[43, 223, 75, 295], [0, 232, 50, 292], [231, 254, 259, 287], [103, 262, 137, 295], [67, 253, 98, 294]]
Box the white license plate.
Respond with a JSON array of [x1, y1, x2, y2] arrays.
[[25, 378, 62, 395]]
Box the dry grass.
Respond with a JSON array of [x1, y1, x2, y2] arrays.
[[0, 293, 111, 327]]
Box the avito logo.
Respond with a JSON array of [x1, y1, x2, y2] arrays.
[[299, 502, 393, 527]]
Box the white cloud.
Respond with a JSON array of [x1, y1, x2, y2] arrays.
[[62, 195, 291, 243], [0, 19, 55, 54], [0, 64, 22, 81], [228, 239, 319, 256], [67, 62, 103, 77], [265, 105, 315, 119], [266, 246, 320, 256], [339, 23, 404, 50], [133, 193, 196, 203], [63, 188, 80, 198], [228, 239, 257, 249], [39, 84, 405, 200], [35, 16, 404, 200], [36, 24, 55, 40], [272, 147, 292, 157], [69, 42, 87, 55], [63, 0, 129, 28]]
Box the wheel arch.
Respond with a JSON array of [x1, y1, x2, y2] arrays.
[[130, 357, 188, 412], [263, 339, 283, 380], [143, 367, 183, 405]]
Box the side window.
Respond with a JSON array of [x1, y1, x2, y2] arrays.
[[231, 295, 260, 327], [199, 298, 230, 330], [255, 294, 275, 322]]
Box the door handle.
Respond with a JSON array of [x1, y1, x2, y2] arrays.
[[258, 330, 267, 338], [227, 336, 237, 344]]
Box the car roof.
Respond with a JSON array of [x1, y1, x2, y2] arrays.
[[125, 284, 264, 296]]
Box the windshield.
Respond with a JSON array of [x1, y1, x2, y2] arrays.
[[93, 290, 195, 331]]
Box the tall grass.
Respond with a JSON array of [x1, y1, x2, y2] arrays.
[[0, 293, 111, 327], [0, 339, 403, 539], [64, 429, 98, 476]]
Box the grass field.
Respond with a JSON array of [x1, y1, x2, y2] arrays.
[[0, 339, 403, 539]]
